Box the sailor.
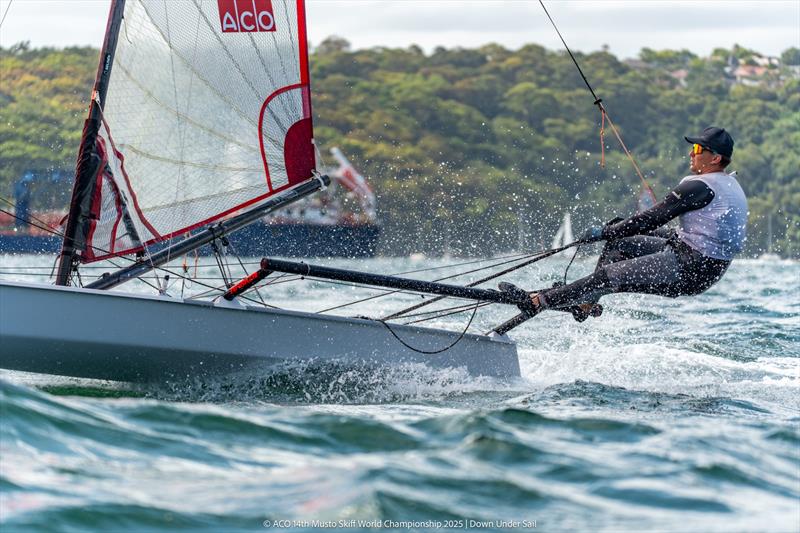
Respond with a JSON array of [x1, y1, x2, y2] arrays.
[[524, 126, 748, 318]]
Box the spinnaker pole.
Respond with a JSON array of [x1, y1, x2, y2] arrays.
[[55, 0, 127, 286]]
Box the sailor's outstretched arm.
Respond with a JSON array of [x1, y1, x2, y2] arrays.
[[603, 180, 715, 240]]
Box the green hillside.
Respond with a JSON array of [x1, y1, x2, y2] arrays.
[[1, 40, 798, 256]]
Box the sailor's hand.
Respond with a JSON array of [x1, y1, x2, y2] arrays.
[[580, 226, 605, 243], [600, 216, 626, 241]]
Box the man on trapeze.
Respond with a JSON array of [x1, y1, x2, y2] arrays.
[[509, 126, 748, 322]]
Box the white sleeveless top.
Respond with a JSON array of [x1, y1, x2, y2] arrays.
[[677, 172, 748, 260]]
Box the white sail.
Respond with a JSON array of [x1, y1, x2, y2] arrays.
[[551, 212, 573, 253], [82, 0, 315, 261], [563, 212, 574, 244]]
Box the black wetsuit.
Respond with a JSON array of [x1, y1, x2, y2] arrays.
[[541, 179, 733, 310]]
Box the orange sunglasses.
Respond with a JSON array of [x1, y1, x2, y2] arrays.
[[692, 143, 715, 155]]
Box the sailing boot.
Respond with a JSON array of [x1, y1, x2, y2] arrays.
[[498, 282, 545, 317], [549, 281, 603, 322], [498, 281, 603, 322], [566, 303, 603, 322], [499, 282, 602, 322]]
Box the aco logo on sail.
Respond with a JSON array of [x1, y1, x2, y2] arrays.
[[217, 0, 277, 33]]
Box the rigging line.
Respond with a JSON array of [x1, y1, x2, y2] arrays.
[[599, 113, 657, 201], [106, 258, 161, 293], [0, 204, 150, 276], [381, 251, 532, 276], [164, 268, 280, 309], [233, 292, 283, 309], [383, 242, 581, 321], [226, 241, 268, 306], [137, 260, 278, 308], [430, 251, 544, 283], [538, 0, 657, 202], [209, 242, 230, 287], [0, 205, 251, 299], [0, 271, 78, 277], [0, 272, 240, 286], [0, 271, 171, 279], [0, 263, 192, 271], [0, 210, 532, 314], [187, 284, 229, 300], [399, 300, 493, 319], [0, 199, 65, 237], [49, 252, 59, 278], [178, 238, 193, 299], [222, 248, 236, 286], [378, 301, 480, 355], [313, 142, 328, 173], [538, 0, 599, 102], [0, 0, 13, 29], [403, 302, 493, 326], [67, 274, 257, 281], [563, 243, 581, 286], [262, 272, 296, 286], [2, 267, 495, 321], [403, 302, 495, 324], [139, 251, 535, 276], [300, 277, 432, 301], [85, 242, 233, 298], [317, 251, 543, 314], [312, 283, 420, 314], [140, 265, 220, 295], [2, 252, 534, 274], [0, 208, 63, 238], [336, 251, 536, 285], [184, 280, 282, 309]]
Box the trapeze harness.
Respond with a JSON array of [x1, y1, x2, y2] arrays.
[[541, 171, 748, 309]]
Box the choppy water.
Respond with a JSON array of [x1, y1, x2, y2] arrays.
[[1, 255, 798, 532]]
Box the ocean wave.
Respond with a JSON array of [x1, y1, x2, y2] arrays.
[[3, 378, 799, 532]]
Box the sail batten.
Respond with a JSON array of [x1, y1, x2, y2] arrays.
[[114, 63, 262, 151], [67, 0, 315, 263], [118, 145, 264, 173]]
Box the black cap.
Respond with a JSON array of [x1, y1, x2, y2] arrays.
[[685, 126, 734, 158]]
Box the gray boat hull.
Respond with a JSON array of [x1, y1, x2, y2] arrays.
[[0, 281, 520, 382]]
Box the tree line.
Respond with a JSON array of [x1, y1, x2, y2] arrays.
[[1, 40, 798, 257]]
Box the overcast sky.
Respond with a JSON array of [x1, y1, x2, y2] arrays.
[[0, 0, 798, 59]]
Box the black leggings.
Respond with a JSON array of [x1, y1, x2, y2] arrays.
[[542, 233, 730, 309]]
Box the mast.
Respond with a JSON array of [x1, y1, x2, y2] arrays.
[[55, 0, 127, 286]]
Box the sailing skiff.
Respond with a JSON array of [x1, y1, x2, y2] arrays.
[[0, 0, 526, 382], [0, 281, 519, 382]]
